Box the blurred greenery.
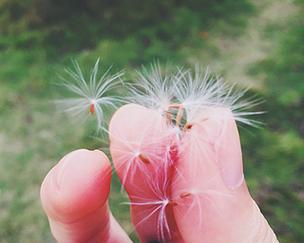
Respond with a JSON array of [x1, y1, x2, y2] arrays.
[[0, 0, 303, 242]]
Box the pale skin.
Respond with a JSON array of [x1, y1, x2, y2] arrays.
[[40, 104, 279, 243]]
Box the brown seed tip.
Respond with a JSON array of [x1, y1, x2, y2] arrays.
[[138, 153, 150, 164], [169, 201, 178, 206], [184, 123, 193, 130], [180, 192, 191, 199], [89, 103, 95, 114]]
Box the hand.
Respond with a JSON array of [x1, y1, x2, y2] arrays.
[[40, 104, 278, 243]]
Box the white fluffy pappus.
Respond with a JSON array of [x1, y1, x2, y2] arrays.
[[55, 58, 124, 131], [110, 121, 178, 188], [172, 174, 234, 228], [121, 164, 177, 242], [129, 64, 263, 129], [128, 63, 175, 113]]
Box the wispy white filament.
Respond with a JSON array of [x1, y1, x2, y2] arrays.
[[128, 63, 175, 113], [54, 60, 264, 241], [55, 59, 124, 130], [122, 165, 174, 242], [129, 64, 263, 127]]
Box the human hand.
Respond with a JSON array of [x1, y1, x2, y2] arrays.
[[41, 104, 278, 243]]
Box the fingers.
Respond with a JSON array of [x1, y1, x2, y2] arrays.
[[246, 201, 279, 243], [109, 104, 278, 243], [109, 104, 184, 243], [40, 149, 131, 243], [172, 108, 278, 243]]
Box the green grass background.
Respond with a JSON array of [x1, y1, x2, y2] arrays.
[[0, 0, 303, 242]]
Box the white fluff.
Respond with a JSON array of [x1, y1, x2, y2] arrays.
[[55, 59, 124, 130], [128, 63, 175, 113], [129, 64, 263, 128]]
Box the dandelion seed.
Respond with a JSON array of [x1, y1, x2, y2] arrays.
[[180, 192, 192, 199], [111, 136, 168, 187], [109, 105, 181, 187], [55, 58, 124, 131], [173, 66, 263, 127], [184, 123, 193, 130], [138, 153, 151, 164], [123, 167, 176, 242], [128, 63, 175, 114], [89, 100, 96, 114], [128, 63, 262, 133]]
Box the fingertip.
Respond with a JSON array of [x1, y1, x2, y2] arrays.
[[109, 104, 164, 175], [40, 149, 112, 222], [192, 107, 244, 189], [109, 104, 153, 143], [210, 108, 244, 190], [173, 107, 251, 243]]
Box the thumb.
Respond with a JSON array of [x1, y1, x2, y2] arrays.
[[172, 108, 278, 243], [40, 149, 131, 243]]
